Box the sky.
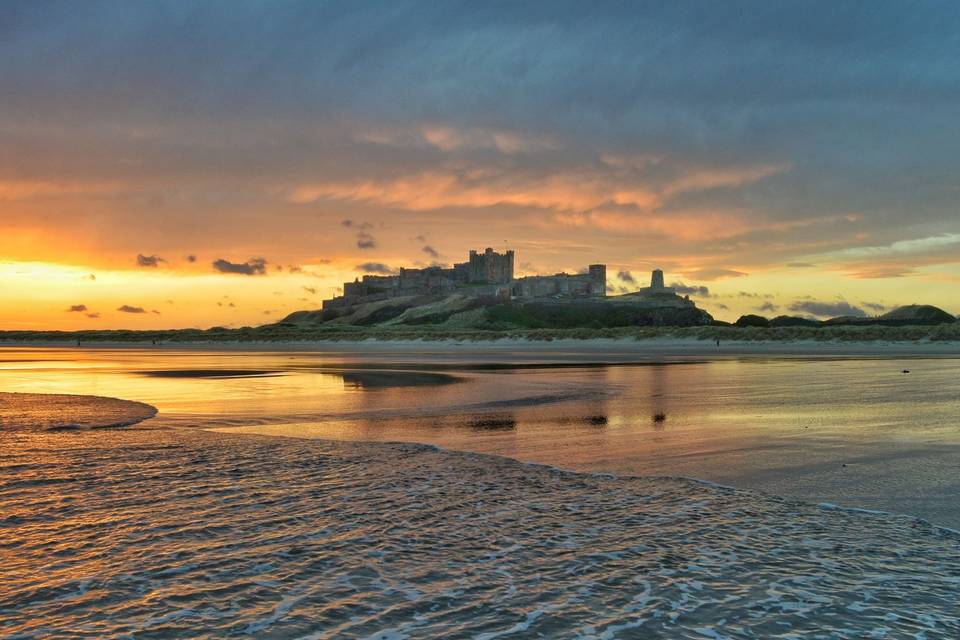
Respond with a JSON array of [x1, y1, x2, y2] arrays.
[[2, 0, 959, 329]]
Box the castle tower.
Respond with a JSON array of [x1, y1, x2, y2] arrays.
[[651, 269, 665, 290], [467, 247, 514, 284], [588, 264, 606, 296]]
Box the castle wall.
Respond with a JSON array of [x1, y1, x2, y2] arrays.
[[322, 248, 608, 309], [512, 269, 605, 299]]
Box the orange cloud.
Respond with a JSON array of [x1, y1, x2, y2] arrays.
[[552, 208, 755, 241], [289, 171, 662, 211], [0, 180, 121, 200], [288, 161, 785, 215]]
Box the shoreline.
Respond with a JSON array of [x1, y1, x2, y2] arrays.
[[3, 336, 960, 358], [11, 386, 959, 533]]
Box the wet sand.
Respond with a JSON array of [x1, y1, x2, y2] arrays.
[[4, 336, 960, 359], [2, 396, 958, 638]]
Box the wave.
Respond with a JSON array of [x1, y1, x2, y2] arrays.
[[2, 401, 958, 638]]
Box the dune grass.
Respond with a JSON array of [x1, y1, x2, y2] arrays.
[[2, 322, 959, 344]]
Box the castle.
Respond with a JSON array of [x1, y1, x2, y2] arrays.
[[323, 248, 609, 310]]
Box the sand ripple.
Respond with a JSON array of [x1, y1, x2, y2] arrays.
[[0, 392, 157, 431], [1, 415, 958, 638]]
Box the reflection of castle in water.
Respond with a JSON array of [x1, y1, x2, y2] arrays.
[[324, 247, 677, 311]]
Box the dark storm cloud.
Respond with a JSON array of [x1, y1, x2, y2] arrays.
[[670, 282, 710, 297], [212, 257, 268, 275], [616, 270, 635, 284], [356, 262, 395, 275], [117, 304, 146, 313], [788, 299, 866, 318], [66, 304, 87, 312], [136, 254, 164, 268], [757, 301, 779, 313], [422, 245, 440, 259]]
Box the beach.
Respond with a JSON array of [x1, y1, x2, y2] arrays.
[[2, 396, 959, 638], [2, 346, 960, 637]]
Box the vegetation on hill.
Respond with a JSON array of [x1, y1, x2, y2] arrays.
[[2, 322, 959, 344], [2, 302, 955, 345], [733, 304, 957, 329]]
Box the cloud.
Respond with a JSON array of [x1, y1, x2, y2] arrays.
[[212, 257, 268, 275], [820, 233, 960, 261], [341, 220, 378, 249], [289, 162, 784, 215], [862, 301, 888, 313], [136, 254, 164, 268], [363, 124, 557, 155], [714, 303, 729, 310], [4, 3, 960, 289], [356, 231, 377, 249], [788, 300, 866, 318], [86, 312, 100, 319], [84, 274, 96, 281], [356, 262, 396, 275], [757, 301, 779, 312], [683, 268, 747, 281], [66, 304, 88, 312], [186, 254, 197, 263], [117, 305, 146, 314], [422, 245, 440, 259], [302, 286, 317, 295], [616, 270, 635, 284], [0, 179, 121, 200], [670, 282, 710, 297]]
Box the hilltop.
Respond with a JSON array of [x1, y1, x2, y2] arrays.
[[279, 290, 714, 330], [733, 304, 957, 329]]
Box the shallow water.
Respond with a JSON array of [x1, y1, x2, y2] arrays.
[[3, 348, 960, 637], [2, 419, 959, 639], [2, 347, 959, 527]]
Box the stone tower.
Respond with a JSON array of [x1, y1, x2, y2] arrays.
[[467, 248, 514, 284], [651, 269, 665, 290], [588, 264, 606, 296]]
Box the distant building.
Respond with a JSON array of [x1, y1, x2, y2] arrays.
[[468, 248, 514, 284], [651, 269, 665, 290], [627, 269, 676, 297], [322, 248, 606, 310]]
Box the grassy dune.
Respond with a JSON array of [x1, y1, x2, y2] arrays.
[[2, 323, 959, 344]]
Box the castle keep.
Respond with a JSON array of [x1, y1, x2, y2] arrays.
[[324, 248, 608, 310]]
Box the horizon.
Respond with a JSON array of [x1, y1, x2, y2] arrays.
[[3, 2, 959, 329]]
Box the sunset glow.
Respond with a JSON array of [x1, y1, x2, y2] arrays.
[[1, 2, 957, 329]]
